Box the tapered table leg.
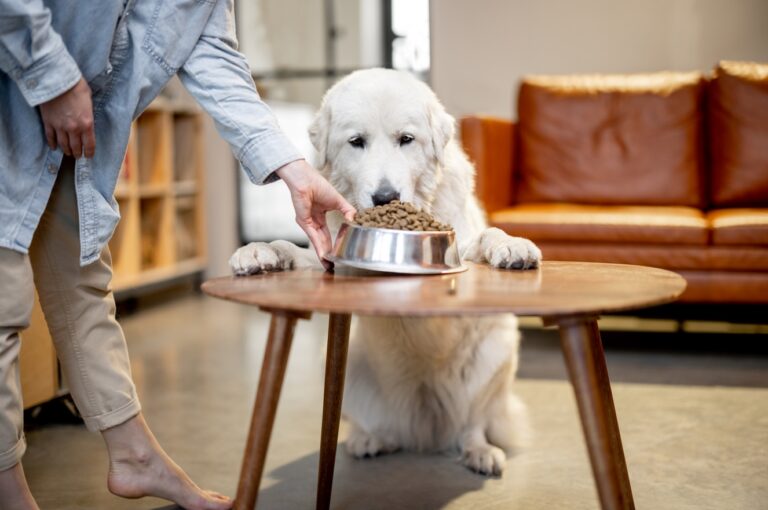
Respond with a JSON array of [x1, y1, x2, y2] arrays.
[[316, 313, 352, 510], [556, 317, 635, 510], [234, 310, 310, 510]]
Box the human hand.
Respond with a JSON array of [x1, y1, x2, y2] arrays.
[[276, 159, 355, 269], [39, 77, 96, 158]]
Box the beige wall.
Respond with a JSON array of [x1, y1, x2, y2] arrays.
[[201, 116, 239, 278], [431, 0, 768, 118], [238, 0, 366, 106]]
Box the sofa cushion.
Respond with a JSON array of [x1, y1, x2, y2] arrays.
[[672, 271, 768, 304], [517, 72, 706, 207], [527, 242, 768, 272], [708, 209, 768, 246], [460, 116, 515, 213], [709, 61, 768, 207], [491, 204, 708, 245]]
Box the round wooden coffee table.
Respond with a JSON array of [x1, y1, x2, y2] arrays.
[[203, 261, 686, 510]]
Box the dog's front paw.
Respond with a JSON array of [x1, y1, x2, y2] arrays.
[[461, 444, 506, 476], [229, 242, 292, 276], [346, 427, 398, 458], [487, 237, 541, 270]]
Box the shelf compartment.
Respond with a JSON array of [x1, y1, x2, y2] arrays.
[[109, 97, 206, 295], [173, 113, 202, 183], [174, 180, 198, 195], [175, 199, 200, 262], [139, 197, 176, 270], [113, 258, 205, 297], [116, 125, 138, 197], [114, 185, 131, 199], [109, 197, 140, 277], [138, 183, 170, 198], [136, 111, 173, 187]]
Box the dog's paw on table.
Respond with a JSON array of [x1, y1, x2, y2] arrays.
[[487, 238, 541, 270], [229, 242, 292, 276]]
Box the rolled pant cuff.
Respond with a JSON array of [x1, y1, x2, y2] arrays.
[[82, 398, 142, 432], [0, 435, 26, 472]]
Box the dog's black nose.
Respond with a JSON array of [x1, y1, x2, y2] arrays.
[[371, 186, 400, 206]]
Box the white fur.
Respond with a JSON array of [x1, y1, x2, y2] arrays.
[[230, 69, 541, 476]]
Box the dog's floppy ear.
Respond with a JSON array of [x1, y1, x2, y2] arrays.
[[427, 99, 455, 166], [309, 103, 331, 169]]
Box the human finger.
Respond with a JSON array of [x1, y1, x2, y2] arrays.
[[306, 228, 331, 270], [304, 222, 332, 265], [83, 124, 96, 158], [68, 130, 83, 159], [44, 123, 56, 150], [311, 207, 328, 230], [341, 203, 356, 222], [324, 189, 355, 221], [312, 209, 336, 247], [56, 128, 72, 156], [336, 195, 356, 221]]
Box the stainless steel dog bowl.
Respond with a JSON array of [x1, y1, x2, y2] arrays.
[[326, 222, 467, 274]]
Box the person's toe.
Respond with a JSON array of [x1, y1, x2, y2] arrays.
[[198, 490, 232, 509]]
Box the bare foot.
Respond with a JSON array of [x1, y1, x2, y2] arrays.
[[0, 463, 40, 510], [102, 414, 232, 510]]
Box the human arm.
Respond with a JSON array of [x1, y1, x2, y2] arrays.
[[0, 1, 94, 157], [176, 0, 301, 184], [177, 0, 354, 262]]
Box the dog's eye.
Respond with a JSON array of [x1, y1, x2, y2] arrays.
[[348, 136, 365, 149], [399, 134, 415, 146]]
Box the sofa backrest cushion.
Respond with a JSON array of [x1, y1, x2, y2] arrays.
[[709, 61, 768, 207], [517, 72, 706, 207]]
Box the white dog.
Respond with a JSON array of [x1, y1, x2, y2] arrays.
[[230, 69, 541, 475]]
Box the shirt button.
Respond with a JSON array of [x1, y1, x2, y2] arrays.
[[48, 163, 58, 174], [26, 78, 38, 89]]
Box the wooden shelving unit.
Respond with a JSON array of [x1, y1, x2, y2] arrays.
[[21, 97, 207, 409], [109, 100, 207, 295]]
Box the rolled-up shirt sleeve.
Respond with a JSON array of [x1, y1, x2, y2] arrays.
[[0, 0, 82, 106], [177, 0, 303, 185]]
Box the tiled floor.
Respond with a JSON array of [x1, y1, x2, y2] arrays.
[[22, 295, 768, 509]]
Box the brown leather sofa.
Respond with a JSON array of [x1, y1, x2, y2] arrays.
[[461, 61, 768, 304]]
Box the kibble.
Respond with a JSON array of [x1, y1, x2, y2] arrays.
[[353, 200, 453, 232]]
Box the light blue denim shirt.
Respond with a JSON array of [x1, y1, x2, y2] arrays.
[[0, 0, 303, 265]]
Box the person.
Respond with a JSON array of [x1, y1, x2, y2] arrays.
[[0, 1, 355, 509]]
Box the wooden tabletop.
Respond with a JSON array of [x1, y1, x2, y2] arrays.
[[202, 261, 686, 318]]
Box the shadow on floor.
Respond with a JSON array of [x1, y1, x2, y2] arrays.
[[257, 447, 489, 509]]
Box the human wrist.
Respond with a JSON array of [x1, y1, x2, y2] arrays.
[[275, 159, 311, 189], [17, 42, 82, 107]]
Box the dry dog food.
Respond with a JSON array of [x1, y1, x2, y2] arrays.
[[353, 200, 453, 231]]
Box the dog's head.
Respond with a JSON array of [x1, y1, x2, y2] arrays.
[[309, 68, 455, 211]]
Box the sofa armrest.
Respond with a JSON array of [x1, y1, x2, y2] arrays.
[[459, 116, 516, 213]]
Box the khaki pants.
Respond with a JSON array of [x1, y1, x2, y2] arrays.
[[0, 158, 140, 471]]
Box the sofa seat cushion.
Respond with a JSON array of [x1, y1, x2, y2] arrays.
[[516, 72, 706, 207], [527, 242, 768, 272], [709, 61, 768, 207], [673, 271, 768, 304], [491, 204, 708, 245], [708, 209, 768, 246]]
